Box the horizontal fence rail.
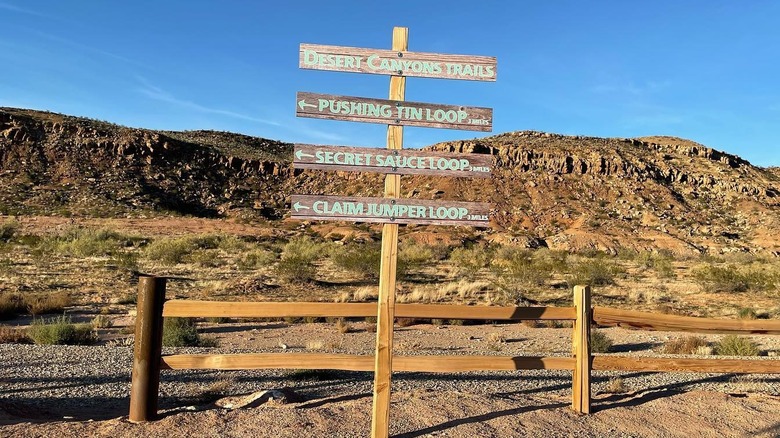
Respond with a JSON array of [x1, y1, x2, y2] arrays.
[[160, 353, 576, 372], [592, 356, 780, 374], [162, 300, 576, 321], [593, 306, 780, 334]]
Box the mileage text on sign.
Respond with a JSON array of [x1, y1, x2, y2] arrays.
[[293, 144, 491, 177], [296, 92, 492, 132], [290, 195, 491, 227]]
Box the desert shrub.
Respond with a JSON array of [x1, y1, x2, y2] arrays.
[[662, 336, 709, 354], [693, 264, 771, 293], [397, 242, 433, 278], [395, 317, 418, 327], [0, 219, 19, 242], [638, 251, 676, 278], [567, 258, 622, 287], [162, 317, 200, 347], [238, 249, 277, 270], [330, 242, 381, 279], [27, 316, 97, 345], [38, 227, 132, 258], [0, 293, 25, 319], [0, 325, 31, 343], [335, 318, 353, 334], [274, 237, 323, 283], [25, 292, 71, 316], [715, 335, 760, 356], [91, 315, 113, 328], [449, 245, 492, 280], [109, 252, 139, 272], [602, 377, 626, 394], [190, 250, 225, 268], [590, 329, 613, 353], [489, 247, 551, 302], [737, 308, 758, 320], [144, 237, 196, 265]]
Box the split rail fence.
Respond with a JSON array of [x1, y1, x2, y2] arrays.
[[129, 276, 780, 425]]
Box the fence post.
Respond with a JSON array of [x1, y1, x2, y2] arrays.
[[572, 284, 592, 414], [129, 276, 166, 422]]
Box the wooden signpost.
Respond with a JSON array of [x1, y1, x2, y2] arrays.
[[293, 144, 492, 177], [294, 27, 495, 438]]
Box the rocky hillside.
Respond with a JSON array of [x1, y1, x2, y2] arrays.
[[1, 107, 778, 255]]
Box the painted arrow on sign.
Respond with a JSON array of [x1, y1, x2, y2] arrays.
[[295, 92, 492, 132], [290, 195, 491, 227], [293, 144, 491, 178]]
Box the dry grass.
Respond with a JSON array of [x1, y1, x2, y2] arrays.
[[602, 377, 627, 394], [335, 318, 353, 334], [715, 335, 760, 356], [662, 336, 710, 355], [91, 315, 113, 328], [0, 293, 25, 319], [0, 325, 31, 344], [25, 292, 71, 316], [306, 340, 326, 350], [486, 332, 506, 344]]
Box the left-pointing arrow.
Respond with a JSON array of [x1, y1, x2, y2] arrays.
[[295, 149, 314, 160], [293, 201, 310, 212], [298, 99, 317, 110]]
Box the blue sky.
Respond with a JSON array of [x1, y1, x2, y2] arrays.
[[1, 1, 778, 166]]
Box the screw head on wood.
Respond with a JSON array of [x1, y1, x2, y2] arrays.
[[398, 52, 403, 57]]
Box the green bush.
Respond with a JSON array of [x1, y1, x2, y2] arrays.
[[0, 219, 19, 242], [144, 237, 196, 265], [567, 258, 622, 287], [37, 227, 130, 257], [238, 249, 277, 270], [274, 237, 323, 283], [27, 316, 98, 345], [397, 242, 433, 278], [590, 329, 613, 353], [715, 335, 760, 356], [489, 247, 552, 301], [162, 317, 201, 347], [331, 242, 381, 279], [449, 246, 492, 280], [694, 264, 772, 293], [737, 308, 758, 320]]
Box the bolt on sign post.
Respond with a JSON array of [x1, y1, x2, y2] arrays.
[[294, 27, 496, 438]]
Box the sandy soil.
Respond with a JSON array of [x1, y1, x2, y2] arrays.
[[2, 390, 779, 438]]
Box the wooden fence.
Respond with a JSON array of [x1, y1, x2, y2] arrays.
[[129, 276, 780, 429]]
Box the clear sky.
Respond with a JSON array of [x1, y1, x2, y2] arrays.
[[1, 1, 778, 166]]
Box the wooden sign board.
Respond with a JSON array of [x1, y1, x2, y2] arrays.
[[293, 144, 491, 178], [290, 195, 490, 227], [296, 92, 492, 132], [300, 43, 497, 81]]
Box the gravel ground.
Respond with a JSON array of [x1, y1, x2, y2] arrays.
[[2, 323, 779, 423]]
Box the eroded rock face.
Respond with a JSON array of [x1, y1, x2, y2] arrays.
[[1, 108, 779, 254]]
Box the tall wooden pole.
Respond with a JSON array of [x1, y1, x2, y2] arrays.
[[371, 26, 407, 438], [129, 276, 166, 422], [572, 284, 592, 414]]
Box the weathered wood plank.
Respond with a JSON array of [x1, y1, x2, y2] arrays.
[[296, 92, 493, 132], [160, 353, 575, 372], [163, 301, 377, 318], [394, 355, 575, 372], [592, 356, 780, 374], [290, 194, 491, 226], [593, 307, 780, 334], [162, 300, 576, 320], [300, 43, 497, 81], [293, 144, 492, 178]]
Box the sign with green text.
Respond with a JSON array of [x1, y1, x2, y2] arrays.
[[293, 144, 491, 177], [300, 43, 497, 81], [296, 92, 492, 131], [290, 195, 490, 227]]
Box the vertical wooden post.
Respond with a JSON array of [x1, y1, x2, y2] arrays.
[[371, 26, 407, 438], [572, 284, 592, 414], [129, 276, 166, 422]]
